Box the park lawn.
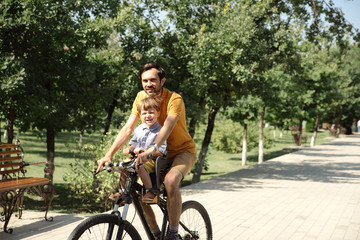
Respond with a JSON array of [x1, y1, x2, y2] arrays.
[[182, 130, 333, 185], [18, 130, 101, 183], [15, 128, 333, 213]]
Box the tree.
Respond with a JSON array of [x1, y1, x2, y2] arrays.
[[0, 0, 125, 181]]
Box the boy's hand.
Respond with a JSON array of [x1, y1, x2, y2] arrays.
[[134, 147, 144, 155]]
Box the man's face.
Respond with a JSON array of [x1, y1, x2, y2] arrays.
[[141, 68, 165, 97]]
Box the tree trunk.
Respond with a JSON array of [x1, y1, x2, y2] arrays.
[[241, 123, 247, 166], [273, 125, 277, 139], [188, 118, 197, 139], [46, 128, 55, 182], [79, 132, 83, 149], [192, 107, 219, 183], [103, 91, 119, 135], [310, 115, 319, 147], [292, 118, 303, 146], [335, 114, 341, 138], [258, 106, 265, 164], [298, 118, 303, 136], [188, 96, 205, 139], [6, 109, 15, 144]]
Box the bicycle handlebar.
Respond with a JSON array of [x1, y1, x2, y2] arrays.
[[95, 150, 153, 175]]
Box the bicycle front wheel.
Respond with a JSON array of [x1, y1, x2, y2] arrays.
[[68, 214, 141, 240], [179, 200, 212, 240]]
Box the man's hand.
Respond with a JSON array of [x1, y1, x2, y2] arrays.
[[136, 147, 155, 169], [96, 156, 111, 173]]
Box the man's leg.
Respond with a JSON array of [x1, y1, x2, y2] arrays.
[[164, 168, 183, 226]]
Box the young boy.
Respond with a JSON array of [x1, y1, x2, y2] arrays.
[[122, 96, 167, 203]]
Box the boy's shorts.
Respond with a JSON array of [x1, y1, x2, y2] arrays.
[[143, 151, 196, 180], [167, 151, 196, 179], [143, 159, 155, 174]]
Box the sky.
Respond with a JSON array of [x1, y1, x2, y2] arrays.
[[331, 0, 360, 31]]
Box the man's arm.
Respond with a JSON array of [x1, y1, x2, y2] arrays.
[[97, 114, 139, 172], [137, 114, 178, 164]]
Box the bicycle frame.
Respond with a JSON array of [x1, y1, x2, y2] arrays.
[[69, 155, 212, 240], [109, 168, 165, 240], [104, 156, 202, 240]]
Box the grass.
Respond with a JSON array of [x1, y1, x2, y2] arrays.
[[8, 128, 333, 214], [182, 130, 333, 185]]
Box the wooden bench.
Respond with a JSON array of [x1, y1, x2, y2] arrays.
[[0, 142, 55, 233]]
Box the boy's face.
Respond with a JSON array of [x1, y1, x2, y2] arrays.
[[140, 107, 160, 127]]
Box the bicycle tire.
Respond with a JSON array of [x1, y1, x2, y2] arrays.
[[68, 214, 141, 240], [179, 200, 213, 240]]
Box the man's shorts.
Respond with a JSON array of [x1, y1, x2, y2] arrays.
[[167, 151, 197, 179]]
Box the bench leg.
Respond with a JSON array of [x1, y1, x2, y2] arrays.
[[41, 183, 54, 222], [0, 189, 24, 233], [28, 183, 55, 222], [16, 190, 26, 219]]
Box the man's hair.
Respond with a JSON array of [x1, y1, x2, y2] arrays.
[[137, 97, 160, 113], [139, 63, 166, 80]]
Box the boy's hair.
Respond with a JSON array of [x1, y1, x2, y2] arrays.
[[137, 97, 160, 113], [139, 63, 166, 80]]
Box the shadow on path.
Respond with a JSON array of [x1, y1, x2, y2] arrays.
[[0, 214, 87, 239], [183, 134, 360, 194]]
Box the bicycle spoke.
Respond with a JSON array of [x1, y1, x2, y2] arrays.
[[179, 201, 212, 240]]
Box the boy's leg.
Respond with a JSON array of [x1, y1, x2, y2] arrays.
[[141, 202, 160, 233], [138, 165, 152, 189]]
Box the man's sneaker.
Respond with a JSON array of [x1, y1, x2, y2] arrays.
[[153, 232, 161, 240], [166, 231, 180, 240]]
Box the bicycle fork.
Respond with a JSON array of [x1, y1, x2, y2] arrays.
[[108, 197, 129, 240]]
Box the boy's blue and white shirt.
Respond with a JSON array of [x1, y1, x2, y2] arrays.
[[129, 122, 167, 156]]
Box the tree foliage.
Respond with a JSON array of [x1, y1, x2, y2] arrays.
[[1, 0, 360, 186]]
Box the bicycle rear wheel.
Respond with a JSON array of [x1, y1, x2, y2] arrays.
[[179, 200, 212, 240], [68, 214, 141, 240]]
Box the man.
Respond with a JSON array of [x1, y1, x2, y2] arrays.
[[97, 63, 196, 240]]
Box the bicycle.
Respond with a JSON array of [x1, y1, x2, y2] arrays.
[[68, 152, 212, 240]]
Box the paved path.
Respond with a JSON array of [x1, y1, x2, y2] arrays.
[[1, 134, 360, 240]]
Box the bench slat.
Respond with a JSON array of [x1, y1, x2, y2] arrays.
[[0, 156, 22, 162], [0, 150, 21, 156], [0, 178, 49, 192], [0, 162, 22, 168], [0, 144, 17, 149], [0, 168, 20, 175]]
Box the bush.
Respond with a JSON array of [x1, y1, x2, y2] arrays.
[[212, 119, 274, 153], [63, 132, 127, 211]]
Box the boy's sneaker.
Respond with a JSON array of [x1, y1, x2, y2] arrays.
[[109, 192, 122, 200], [143, 190, 158, 204], [109, 189, 125, 201]]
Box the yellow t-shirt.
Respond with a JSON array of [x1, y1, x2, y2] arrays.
[[131, 88, 196, 159]]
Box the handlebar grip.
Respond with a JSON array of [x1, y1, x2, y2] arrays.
[[104, 162, 114, 172], [129, 150, 136, 158]]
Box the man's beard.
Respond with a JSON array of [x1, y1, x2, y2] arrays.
[[145, 87, 161, 97]]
